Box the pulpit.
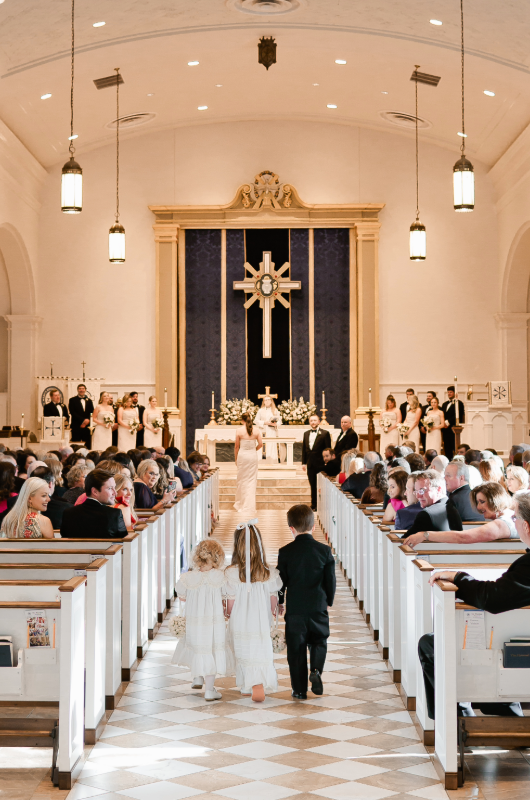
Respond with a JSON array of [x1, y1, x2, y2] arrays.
[[41, 417, 69, 449]]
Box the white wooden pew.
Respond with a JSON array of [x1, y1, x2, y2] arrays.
[[0, 576, 85, 789]]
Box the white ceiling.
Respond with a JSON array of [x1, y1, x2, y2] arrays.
[[1, 0, 530, 168]]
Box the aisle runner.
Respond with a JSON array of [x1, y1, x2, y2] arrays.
[[69, 511, 450, 800]]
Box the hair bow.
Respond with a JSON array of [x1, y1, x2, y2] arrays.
[[236, 517, 261, 592]]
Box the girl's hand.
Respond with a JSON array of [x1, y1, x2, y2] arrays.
[[429, 570, 458, 587]]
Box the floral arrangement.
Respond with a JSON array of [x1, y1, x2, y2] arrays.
[[379, 417, 393, 433], [152, 418, 164, 431], [216, 398, 258, 424], [270, 612, 286, 653], [421, 415, 435, 432], [103, 414, 114, 429], [128, 419, 140, 434], [397, 423, 410, 436], [277, 397, 317, 423], [168, 615, 186, 638]]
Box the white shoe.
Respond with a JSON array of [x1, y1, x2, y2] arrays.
[[192, 677, 204, 689], [205, 688, 222, 701]]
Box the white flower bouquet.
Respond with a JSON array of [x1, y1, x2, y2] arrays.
[[397, 423, 410, 436], [103, 414, 114, 429], [278, 397, 317, 423], [421, 415, 435, 432], [152, 418, 164, 431], [216, 398, 258, 424], [129, 419, 140, 434], [270, 610, 286, 653], [379, 417, 392, 433], [168, 615, 186, 638]]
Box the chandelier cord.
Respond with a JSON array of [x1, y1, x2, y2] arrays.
[[460, 0, 465, 155], [115, 68, 120, 223], [415, 65, 419, 220], [69, 0, 75, 157]]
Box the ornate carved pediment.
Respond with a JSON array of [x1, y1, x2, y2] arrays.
[[238, 170, 295, 210]]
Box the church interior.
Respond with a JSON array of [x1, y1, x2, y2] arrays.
[[3, 0, 530, 798]]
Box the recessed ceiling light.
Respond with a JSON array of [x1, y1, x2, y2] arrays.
[[381, 91, 388, 95], [68, 134, 78, 140], [313, 83, 320, 86], [93, 21, 105, 27], [188, 61, 199, 66], [198, 105, 208, 111], [215, 84, 223, 88], [335, 59, 347, 65], [327, 104, 337, 109], [41, 93, 52, 100], [484, 90, 495, 96], [147, 93, 155, 97], [430, 19, 442, 25], [457, 131, 467, 137]]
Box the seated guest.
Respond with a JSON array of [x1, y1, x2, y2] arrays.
[[31, 466, 72, 530], [114, 473, 138, 529], [523, 450, 530, 470], [44, 458, 67, 498], [199, 455, 211, 475], [342, 451, 381, 499], [457, 443, 471, 456], [395, 474, 423, 531], [506, 465, 529, 495], [152, 459, 178, 500], [322, 448, 341, 477], [478, 458, 506, 489], [401, 440, 416, 453], [360, 462, 388, 504], [165, 447, 194, 489], [61, 470, 127, 539], [134, 459, 177, 511], [445, 461, 484, 523], [382, 468, 409, 524], [0, 478, 54, 539], [334, 416, 359, 460], [509, 444, 526, 464], [337, 450, 357, 485], [431, 455, 449, 475], [388, 457, 411, 474], [0, 461, 18, 525], [464, 448, 482, 465], [27, 460, 48, 477], [59, 446, 73, 463], [384, 444, 397, 465], [187, 453, 204, 482], [404, 482, 516, 548], [406, 453, 425, 472], [424, 449, 437, 467], [157, 455, 184, 494], [418, 489, 530, 720], [62, 451, 86, 483], [16, 450, 37, 481], [399, 469, 462, 539], [62, 464, 90, 504]]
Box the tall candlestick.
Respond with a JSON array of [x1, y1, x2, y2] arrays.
[[212, 390, 215, 409], [164, 387, 168, 409], [20, 412, 24, 432], [322, 390, 325, 409], [368, 388, 372, 409], [454, 376, 459, 424]]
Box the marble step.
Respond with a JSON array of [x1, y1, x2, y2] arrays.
[[220, 479, 310, 488]]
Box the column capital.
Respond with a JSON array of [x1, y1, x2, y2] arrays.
[[153, 222, 179, 244], [4, 314, 43, 331], [494, 312, 530, 330], [354, 221, 381, 241]]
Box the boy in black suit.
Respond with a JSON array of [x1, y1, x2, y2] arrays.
[[278, 504, 336, 699]]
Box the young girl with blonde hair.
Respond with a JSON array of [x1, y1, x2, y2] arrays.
[[172, 538, 231, 701]]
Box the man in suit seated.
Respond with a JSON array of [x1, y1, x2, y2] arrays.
[[31, 466, 72, 530], [60, 469, 127, 539], [333, 416, 359, 461], [418, 489, 530, 719], [445, 461, 484, 523], [43, 390, 70, 424], [302, 415, 331, 511], [341, 451, 381, 499], [68, 384, 94, 446], [321, 448, 340, 477], [400, 469, 462, 538], [395, 474, 422, 531]]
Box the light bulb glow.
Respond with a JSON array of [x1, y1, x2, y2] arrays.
[[453, 170, 475, 211], [61, 157, 82, 213], [198, 105, 208, 110], [109, 223, 126, 263], [457, 131, 467, 137], [335, 59, 347, 64], [188, 61, 199, 66], [430, 19, 443, 25], [41, 93, 52, 100], [93, 21, 105, 27], [327, 104, 337, 109], [410, 221, 426, 261], [484, 90, 495, 96], [68, 134, 78, 140]]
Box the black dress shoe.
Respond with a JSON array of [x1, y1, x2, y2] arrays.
[[310, 669, 323, 695], [291, 691, 307, 700]]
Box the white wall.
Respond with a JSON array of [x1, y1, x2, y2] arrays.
[[37, 120, 501, 390]]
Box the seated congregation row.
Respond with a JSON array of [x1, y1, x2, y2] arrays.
[[0, 443, 212, 540]]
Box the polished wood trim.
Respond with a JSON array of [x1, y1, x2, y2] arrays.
[[0, 601, 61, 608], [0, 580, 67, 585], [59, 576, 87, 592], [0, 563, 98, 570], [0, 533, 138, 543], [0, 546, 122, 555]]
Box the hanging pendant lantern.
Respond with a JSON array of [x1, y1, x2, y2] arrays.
[[409, 67, 426, 261], [453, 0, 474, 211], [109, 68, 125, 263], [61, 0, 82, 213]]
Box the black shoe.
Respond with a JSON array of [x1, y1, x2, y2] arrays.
[[291, 691, 307, 700], [310, 669, 324, 695]]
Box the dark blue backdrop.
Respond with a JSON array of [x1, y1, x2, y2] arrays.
[[290, 229, 310, 401], [225, 230, 246, 399]]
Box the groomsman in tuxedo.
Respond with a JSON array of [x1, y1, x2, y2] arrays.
[[333, 416, 359, 460], [420, 391, 436, 454], [302, 414, 331, 510], [399, 388, 415, 424], [43, 389, 70, 424], [129, 391, 145, 446], [68, 384, 94, 446], [441, 385, 465, 461]]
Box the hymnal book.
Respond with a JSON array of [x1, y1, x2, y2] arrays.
[[503, 642, 530, 668], [0, 636, 13, 667]]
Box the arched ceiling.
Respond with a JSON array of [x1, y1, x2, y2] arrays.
[[1, 0, 530, 168]]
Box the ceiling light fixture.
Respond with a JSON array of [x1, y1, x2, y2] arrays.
[[198, 105, 208, 110], [147, 93, 154, 96], [335, 59, 347, 64], [453, 0, 474, 211], [327, 103, 337, 109], [68, 134, 78, 140], [41, 93, 52, 100], [381, 91, 388, 95], [430, 19, 442, 25], [93, 21, 105, 27], [258, 36, 277, 70], [457, 131, 467, 137], [109, 68, 125, 263], [215, 84, 223, 88], [313, 83, 319, 86], [61, 0, 82, 214], [188, 60, 199, 66], [484, 90, 495, 96], [410, 66, 426, 261]]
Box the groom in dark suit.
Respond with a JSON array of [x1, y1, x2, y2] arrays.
[[68, 384, 94, 446], [302, 414, 331, 510]]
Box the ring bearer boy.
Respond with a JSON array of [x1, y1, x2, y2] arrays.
[[278, 504, 336, 699]]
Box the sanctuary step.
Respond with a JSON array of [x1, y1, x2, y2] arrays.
[[219, 474, 311, 509]]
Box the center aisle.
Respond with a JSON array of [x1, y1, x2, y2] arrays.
[[69, 510, 451, 800]]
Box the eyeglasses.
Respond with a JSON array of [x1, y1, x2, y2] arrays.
[[415, 488, 431, 497]]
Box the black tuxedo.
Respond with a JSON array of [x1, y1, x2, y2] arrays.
[[441, 399, 465, 460], [402, 495, 463, 538], [420, 404, 433, 453], [278, 533, 336, 694], [42, 497, 73, 530], [43, 401, 70, 424], [132, 404, 145, 446], [68, 395, 94, 446], [322, 458, 341, 477], [60, 498, 127, 539], [447, 483, 484, 523], [341, 470, 371, 500], [399, 401, 411, 424], [333, 428, 359, 460], [302, 428, 332, 509]]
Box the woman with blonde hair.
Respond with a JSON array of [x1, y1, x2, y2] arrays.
[[506, 465, 529, 495], [172, 538, 231, 701], [143, 395, 163, 448], [337, 449, 357, 485], [478, 458, 506, 488], [225, 521, 282, 702], [401, 395, 421, 452], [380, 395, 401, 453], [134, 459, 176, 511], [113, 474, 138, 529], [1, 478, 54, 539], [44, 458, 66, 498], [92, 391, 116, 451], [117, 394, 139, 451]]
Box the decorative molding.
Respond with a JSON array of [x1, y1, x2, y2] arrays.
[[494, 311, 530, 330]]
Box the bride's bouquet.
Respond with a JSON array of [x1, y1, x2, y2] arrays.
[[152, 417, 164, 431], [216, 398, 258, 424], [379, 417, 393, 433], [278, 397, 317, 423], [128, 419, 140, 435], [103, 414, 114, 429], [397, 423, 410, 436], [421, 415, 435, 432]]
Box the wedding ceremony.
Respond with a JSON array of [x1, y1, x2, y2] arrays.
[[2, 1, 530, 799]]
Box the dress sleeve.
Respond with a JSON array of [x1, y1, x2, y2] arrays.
[[224, 567, 239, 597], [267, 567, 283, 594], [175, 575, 187, 598]]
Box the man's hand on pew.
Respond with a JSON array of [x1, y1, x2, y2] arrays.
[[429, 569, 458, 587], [402, 531, 427, 548]]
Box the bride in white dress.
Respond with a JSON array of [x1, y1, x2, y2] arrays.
[[402, 394, 422, 451], [117, 395, 139, 451], [425, 396, 445, 453], [92, 392, 115, 451], [143, 395, 163, 448], [234, 413, 262, 516]]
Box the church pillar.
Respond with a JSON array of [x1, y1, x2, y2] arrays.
[[494, 312, 530, 409], [354, 221, 381, 409], [4, 314, 42, 432], [153, 223, 179, 409]]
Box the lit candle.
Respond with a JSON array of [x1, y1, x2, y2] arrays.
[[322, 390, 325, 409], [368, 388, 372, 409], [454, 376, 459, 424], [20, 412, 24, 432], [212, 390, 215, 409], [164, 387, 168, 409]]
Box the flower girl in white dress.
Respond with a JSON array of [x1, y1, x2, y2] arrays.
[[225, 521, 282, 702], [172, 539, 232, 701]]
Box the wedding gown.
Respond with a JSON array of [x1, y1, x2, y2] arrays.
[[144, 407, 163, 448], [380, 410, 399, 451], [234, 430, 259, 516], [118, 407, 139, 451], [425, 410, 443, 453], [403, 409, 420, 450], [92, 409, 113, 451]]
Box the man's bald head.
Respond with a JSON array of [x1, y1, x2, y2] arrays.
[[341, 416, 352, 432]]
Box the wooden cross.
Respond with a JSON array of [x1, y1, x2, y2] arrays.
[[233, 251, 301, 358], [258, 387, 278, 401], [81, 360, 86, 380]]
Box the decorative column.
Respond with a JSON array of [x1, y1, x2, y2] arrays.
[[494, 312, 530, 409], [354, 221, 381, 409], [4, 314, 42, 431], [153, 223, 179, 407]]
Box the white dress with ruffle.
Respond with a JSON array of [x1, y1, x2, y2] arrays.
[[171, 568, 232, 678], [225, 565, 282, 693]]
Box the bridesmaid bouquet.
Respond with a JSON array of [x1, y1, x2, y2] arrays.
[[168, 615, 186, 637], [128, 419, 140, 434], [397, 423, 410, 436], [379, 417, 392, 433], [421, 415, 435, 432], [103, 414, 114, 428], [152, 418, 164, 431]]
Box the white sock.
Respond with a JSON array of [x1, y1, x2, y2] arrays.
[[205, 675, 215, 691]]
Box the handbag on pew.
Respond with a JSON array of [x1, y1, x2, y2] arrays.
[[270, 607, 286, 653]]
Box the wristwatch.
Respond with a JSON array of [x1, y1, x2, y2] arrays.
[[424, 532, 430, 541]]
